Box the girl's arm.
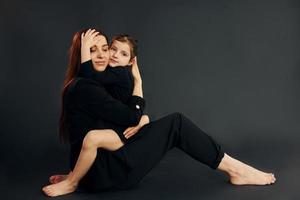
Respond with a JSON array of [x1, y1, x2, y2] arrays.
[[76, 79, 145, 127], [131, 57, 143, 98], [123, 114, 149, 139], [79, 60, 129, 85]]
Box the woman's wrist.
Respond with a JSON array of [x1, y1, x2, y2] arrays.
[[81, 46, 91, 63]]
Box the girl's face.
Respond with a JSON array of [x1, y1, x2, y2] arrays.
[[109, 40, 132, 67], [90, 35, 109, 71]]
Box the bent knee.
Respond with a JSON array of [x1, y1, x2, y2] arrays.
[[82, 130, 102, 149]]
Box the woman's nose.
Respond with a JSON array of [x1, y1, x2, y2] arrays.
[[97, 51, 103, 58]]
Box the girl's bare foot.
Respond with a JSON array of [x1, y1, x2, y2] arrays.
[[218, 153, 276, 186], [42, 179, 78, 197]]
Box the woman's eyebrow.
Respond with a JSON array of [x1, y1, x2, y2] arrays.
[[102, 44, 109, 48]]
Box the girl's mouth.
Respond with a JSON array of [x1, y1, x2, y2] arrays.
[[110, 59, 118, 64]]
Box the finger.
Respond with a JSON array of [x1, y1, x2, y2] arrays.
[[124, 130, 132, 137], [124, 130, 133, 138], [89, 29, 96, 36], [91, 31, 100, 38], [126, 128, 138, 137], [123, 127, 133, 135], [86, 29, 91, 35], [134, 56, 138, 63], [81, 33, 84, 39], [127, 130, 137, 138], [125, 132, 132, 138], [123, 130, 129, 135]]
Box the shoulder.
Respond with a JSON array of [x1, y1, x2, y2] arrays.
[[108, 66, 133, 82], [108, 65, 131, 74], [67, 78, 105, 94]]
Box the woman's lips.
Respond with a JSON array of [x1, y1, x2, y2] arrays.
[[95, 61, 106, 65]]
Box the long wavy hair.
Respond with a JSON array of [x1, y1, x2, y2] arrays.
[[59, 28, 107, 144]]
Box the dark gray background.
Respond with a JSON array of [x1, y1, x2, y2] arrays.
[[1, 0, 299, 199]]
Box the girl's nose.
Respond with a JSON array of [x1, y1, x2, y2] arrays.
[[112, 51, 118, 58]]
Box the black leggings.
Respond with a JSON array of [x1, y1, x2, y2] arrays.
[[116, 112, 225, 189]]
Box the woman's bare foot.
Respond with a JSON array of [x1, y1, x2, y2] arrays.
[[49, 175, 68, 184], [218, 153, 276, 186], [42, 179, 78, 197], [49, 171, 72, 184]]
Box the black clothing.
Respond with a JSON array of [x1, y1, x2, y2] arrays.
[[79, 60, 152, 123], [79, 112, 224, 192], [78, 60, 142, 143], [64, 77, 145, 145], [79, 60, 134, 104], [63, 61, 224, 192]]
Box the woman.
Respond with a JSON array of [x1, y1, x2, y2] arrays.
[[42, 29, 276, 197]]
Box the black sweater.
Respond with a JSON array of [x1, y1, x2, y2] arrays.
[[63, 62, 145, 169], [78, 60, 134, 104], [65, 60, 144, 145]]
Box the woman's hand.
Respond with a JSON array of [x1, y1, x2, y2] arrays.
[[123, 115, 149, 139], [81, 29, 99, 63]]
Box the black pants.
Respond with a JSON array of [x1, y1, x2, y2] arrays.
[[114, 112, 225, 189]]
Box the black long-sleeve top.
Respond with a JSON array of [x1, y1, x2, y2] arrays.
[[78, 60, 134, 104], [64, 60, 144, 145]]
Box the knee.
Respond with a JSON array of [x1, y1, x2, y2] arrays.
[[82, 130, 101, 150]]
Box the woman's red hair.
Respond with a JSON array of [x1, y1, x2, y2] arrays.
[[59, 28, 107, 143]]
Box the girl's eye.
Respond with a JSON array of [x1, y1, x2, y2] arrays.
[[103, 48, 108, 52], [122, 53, 128, 57], [90, 48, 96, 52]]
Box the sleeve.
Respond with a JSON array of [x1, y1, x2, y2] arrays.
[[79, 60, 128, 85], [76, 80, 146, 126], [78, 60, 95, 79]]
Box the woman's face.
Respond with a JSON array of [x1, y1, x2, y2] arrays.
[[90, 35, 109, 71], [109, 40, 132, 67]]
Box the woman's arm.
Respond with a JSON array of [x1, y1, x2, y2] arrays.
[[81, 29, 99, 63]]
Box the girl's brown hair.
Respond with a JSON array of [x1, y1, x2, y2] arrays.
[[111, 34, 138, 59]]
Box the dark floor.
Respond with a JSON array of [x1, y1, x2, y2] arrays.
[[3, 137, 299, 200]]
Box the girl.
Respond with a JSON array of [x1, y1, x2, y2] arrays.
[[42, 29, 276, 197]]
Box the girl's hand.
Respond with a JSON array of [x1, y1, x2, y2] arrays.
[[131, 56, 142, 83], [123, 115, 149, 139]]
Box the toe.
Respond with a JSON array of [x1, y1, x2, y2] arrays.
[[42, 186, 48, 191]]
